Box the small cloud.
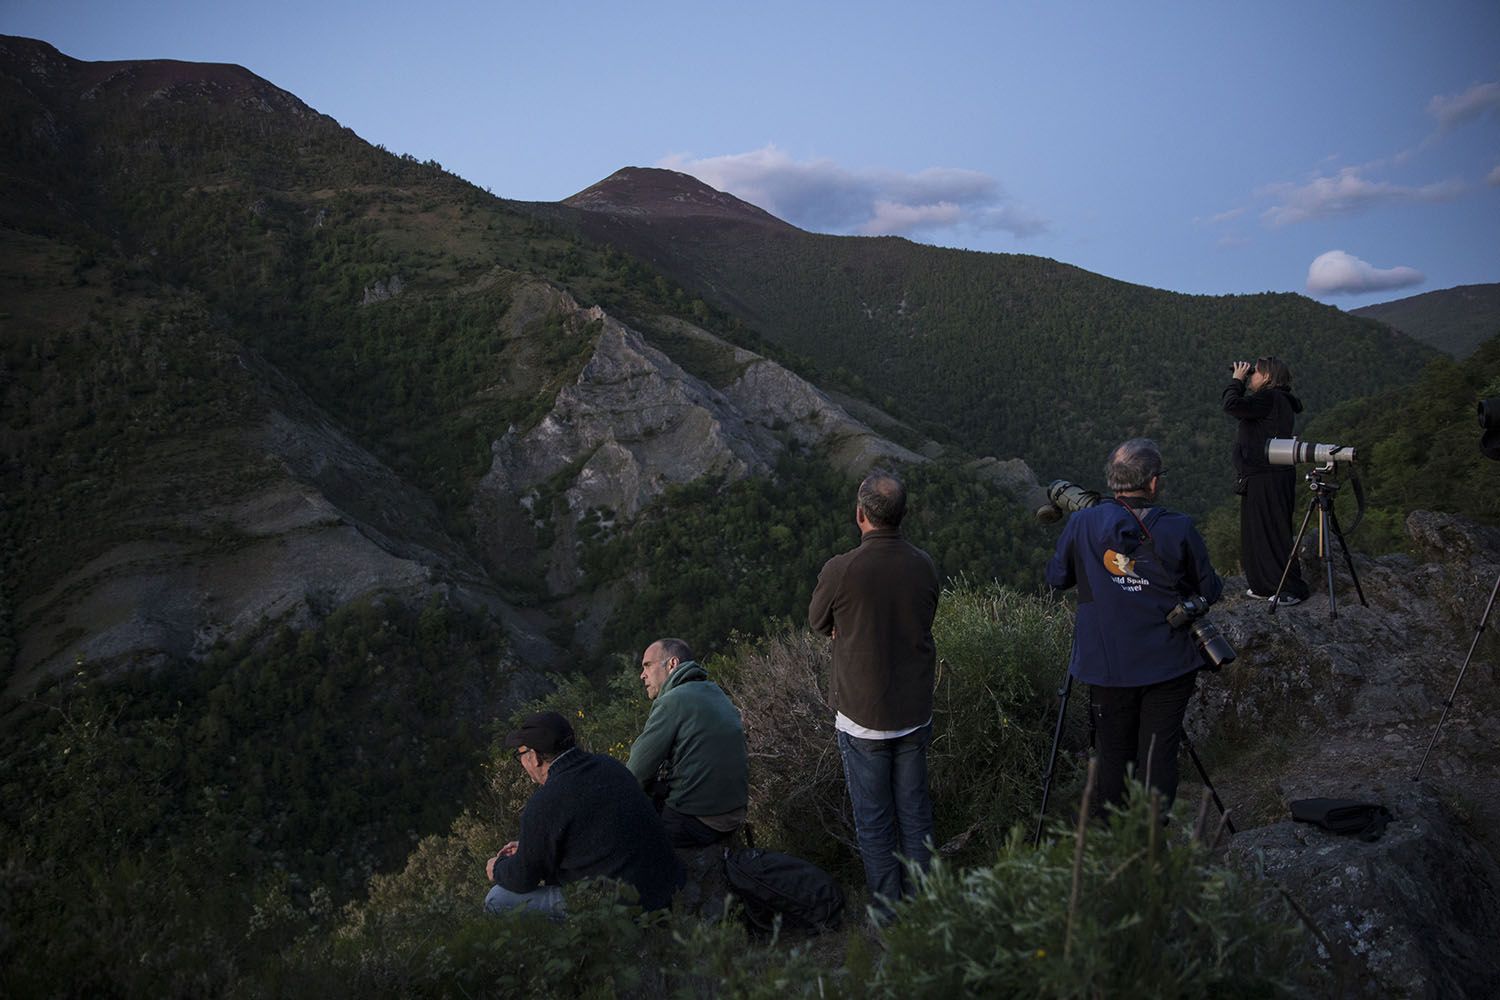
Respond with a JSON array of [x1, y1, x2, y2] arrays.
[[1262, 167, 1463, 227], [1305, 250, 1424, 296], [658, 145, 1047, 239], [858, 199, 962, 235], [1428, 81, 1500, 132], [1200, 206, 1248, 224], [1488, 164, 1500, 187]]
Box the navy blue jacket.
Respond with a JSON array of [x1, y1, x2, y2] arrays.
[[1045, 500, 1223, 687], [492, 749, 682, 910]]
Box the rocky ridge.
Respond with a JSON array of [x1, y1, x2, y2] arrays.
[[1174, 512, 1500, 997], [470, 286, 929, 597]]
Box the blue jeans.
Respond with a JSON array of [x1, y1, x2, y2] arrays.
[[484, 882, 566, 918], [836, 722, 934, 917]]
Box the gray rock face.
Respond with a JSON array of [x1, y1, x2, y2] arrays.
[[1179, 511, 1500, 996], [471, 291, 926, 596], [1229, 786, 1500, 999]]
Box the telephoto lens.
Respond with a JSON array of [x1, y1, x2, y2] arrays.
[[1265, 437, 1356, 466], [1166, 596, 1237, 670]]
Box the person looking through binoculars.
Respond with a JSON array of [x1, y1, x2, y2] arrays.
[[1223, 356, 1310, 605], [1045, 439, 1224, 812]]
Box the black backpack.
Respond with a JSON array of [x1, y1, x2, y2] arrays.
[[722, 847, 844, 932], [1289, 798, 1394, 842]]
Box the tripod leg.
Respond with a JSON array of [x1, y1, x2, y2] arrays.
[[1035, 674, 1073, 846], [1415, 570, 1500, 780], [1326, 509, 1369, 608], [1271, 495, 1319, 615], [1318, 501, 1339, 619], [1181, 732, 1236, 835]]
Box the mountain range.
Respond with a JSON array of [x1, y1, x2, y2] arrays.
[[0, 34, 1478, 697]]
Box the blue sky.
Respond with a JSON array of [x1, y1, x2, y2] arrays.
[[4, 0, 1497, 309]]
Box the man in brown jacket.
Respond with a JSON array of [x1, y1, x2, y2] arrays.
[[809, 470, 940, 922]]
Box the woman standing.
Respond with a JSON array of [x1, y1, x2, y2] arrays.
[[1222, 356, 1309, 604]]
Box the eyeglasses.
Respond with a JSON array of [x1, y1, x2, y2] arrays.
[[513, 747, 532, 760]]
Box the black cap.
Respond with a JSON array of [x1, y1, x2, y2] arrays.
[[503, 711, 576, 755]]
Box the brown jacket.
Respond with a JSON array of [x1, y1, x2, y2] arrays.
[[808, 528, 939, 731]]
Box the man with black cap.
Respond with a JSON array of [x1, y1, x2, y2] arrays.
[[484, 711, 681, 916]]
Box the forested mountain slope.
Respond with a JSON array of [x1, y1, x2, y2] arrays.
[[530, 167, 1438, 514], [0, 36, 1048, 690], [1351, 282, 1500, 359]]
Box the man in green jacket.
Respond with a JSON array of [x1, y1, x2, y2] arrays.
[[627, 638, 750, 847]]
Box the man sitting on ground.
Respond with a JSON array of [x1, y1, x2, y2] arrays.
[[626, 638, 750, 847], [485, 711, 681, 916]]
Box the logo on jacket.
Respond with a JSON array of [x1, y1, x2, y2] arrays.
[[1102, 549, 1149, 592]]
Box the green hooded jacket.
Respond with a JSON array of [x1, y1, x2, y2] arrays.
[[625, 661, 749, 817]]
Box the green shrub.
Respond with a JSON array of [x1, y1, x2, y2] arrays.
[[926, 582, 1078, 856], [870, 786, 1315, 998]]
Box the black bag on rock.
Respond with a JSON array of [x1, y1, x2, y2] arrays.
[[1289, 798, 1394, 842], [722, 847, 844, 932]]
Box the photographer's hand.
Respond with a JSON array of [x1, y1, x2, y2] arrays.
[[486, 841, 520, 881], [1231, 361, 1252, 381]]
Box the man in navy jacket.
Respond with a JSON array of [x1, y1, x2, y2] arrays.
[[484, 712, 681, 916], [1045, 438, 1223, 812]]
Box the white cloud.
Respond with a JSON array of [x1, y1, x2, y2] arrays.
[[1199, 207, 1246, 225], [1428, 81, 1500, 132], [859, 199, 963, 235], [658, 145, 1047, 239], [1488, 164, 1500, 187], [1261, 167, 1463, 227], [1305, 250, 1424, 296]]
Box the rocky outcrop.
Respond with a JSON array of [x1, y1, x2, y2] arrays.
[[470, 290, 927, 596], [1229, 783, 1500, 998], [1178, 512, 1500, 997]]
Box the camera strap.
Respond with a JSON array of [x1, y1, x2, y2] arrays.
[[1111, 500, 1181, 593], [1112, 497, 1160, 541]]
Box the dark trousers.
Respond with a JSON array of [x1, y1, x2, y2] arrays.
[[660, 805, 732, 848], [1089, 670, 1198, 811], [1241, 470, 1308, 598]]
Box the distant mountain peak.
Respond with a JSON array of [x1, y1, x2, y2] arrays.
[[563, 166, 796, 231]]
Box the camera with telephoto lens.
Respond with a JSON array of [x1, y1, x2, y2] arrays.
[[1035, 479, 1103, 523], [1265, 437, 1356, 466], [1167, 596, 1237, 670]]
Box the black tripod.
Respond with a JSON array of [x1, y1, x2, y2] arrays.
[[1034, 673, 1236, 844], [1414, 569, 1500, 780], [1272, 466, 1367, 620]]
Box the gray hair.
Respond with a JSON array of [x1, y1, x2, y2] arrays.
[[857, 471, 907, 528], [1104, 438, 1163, 493]]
